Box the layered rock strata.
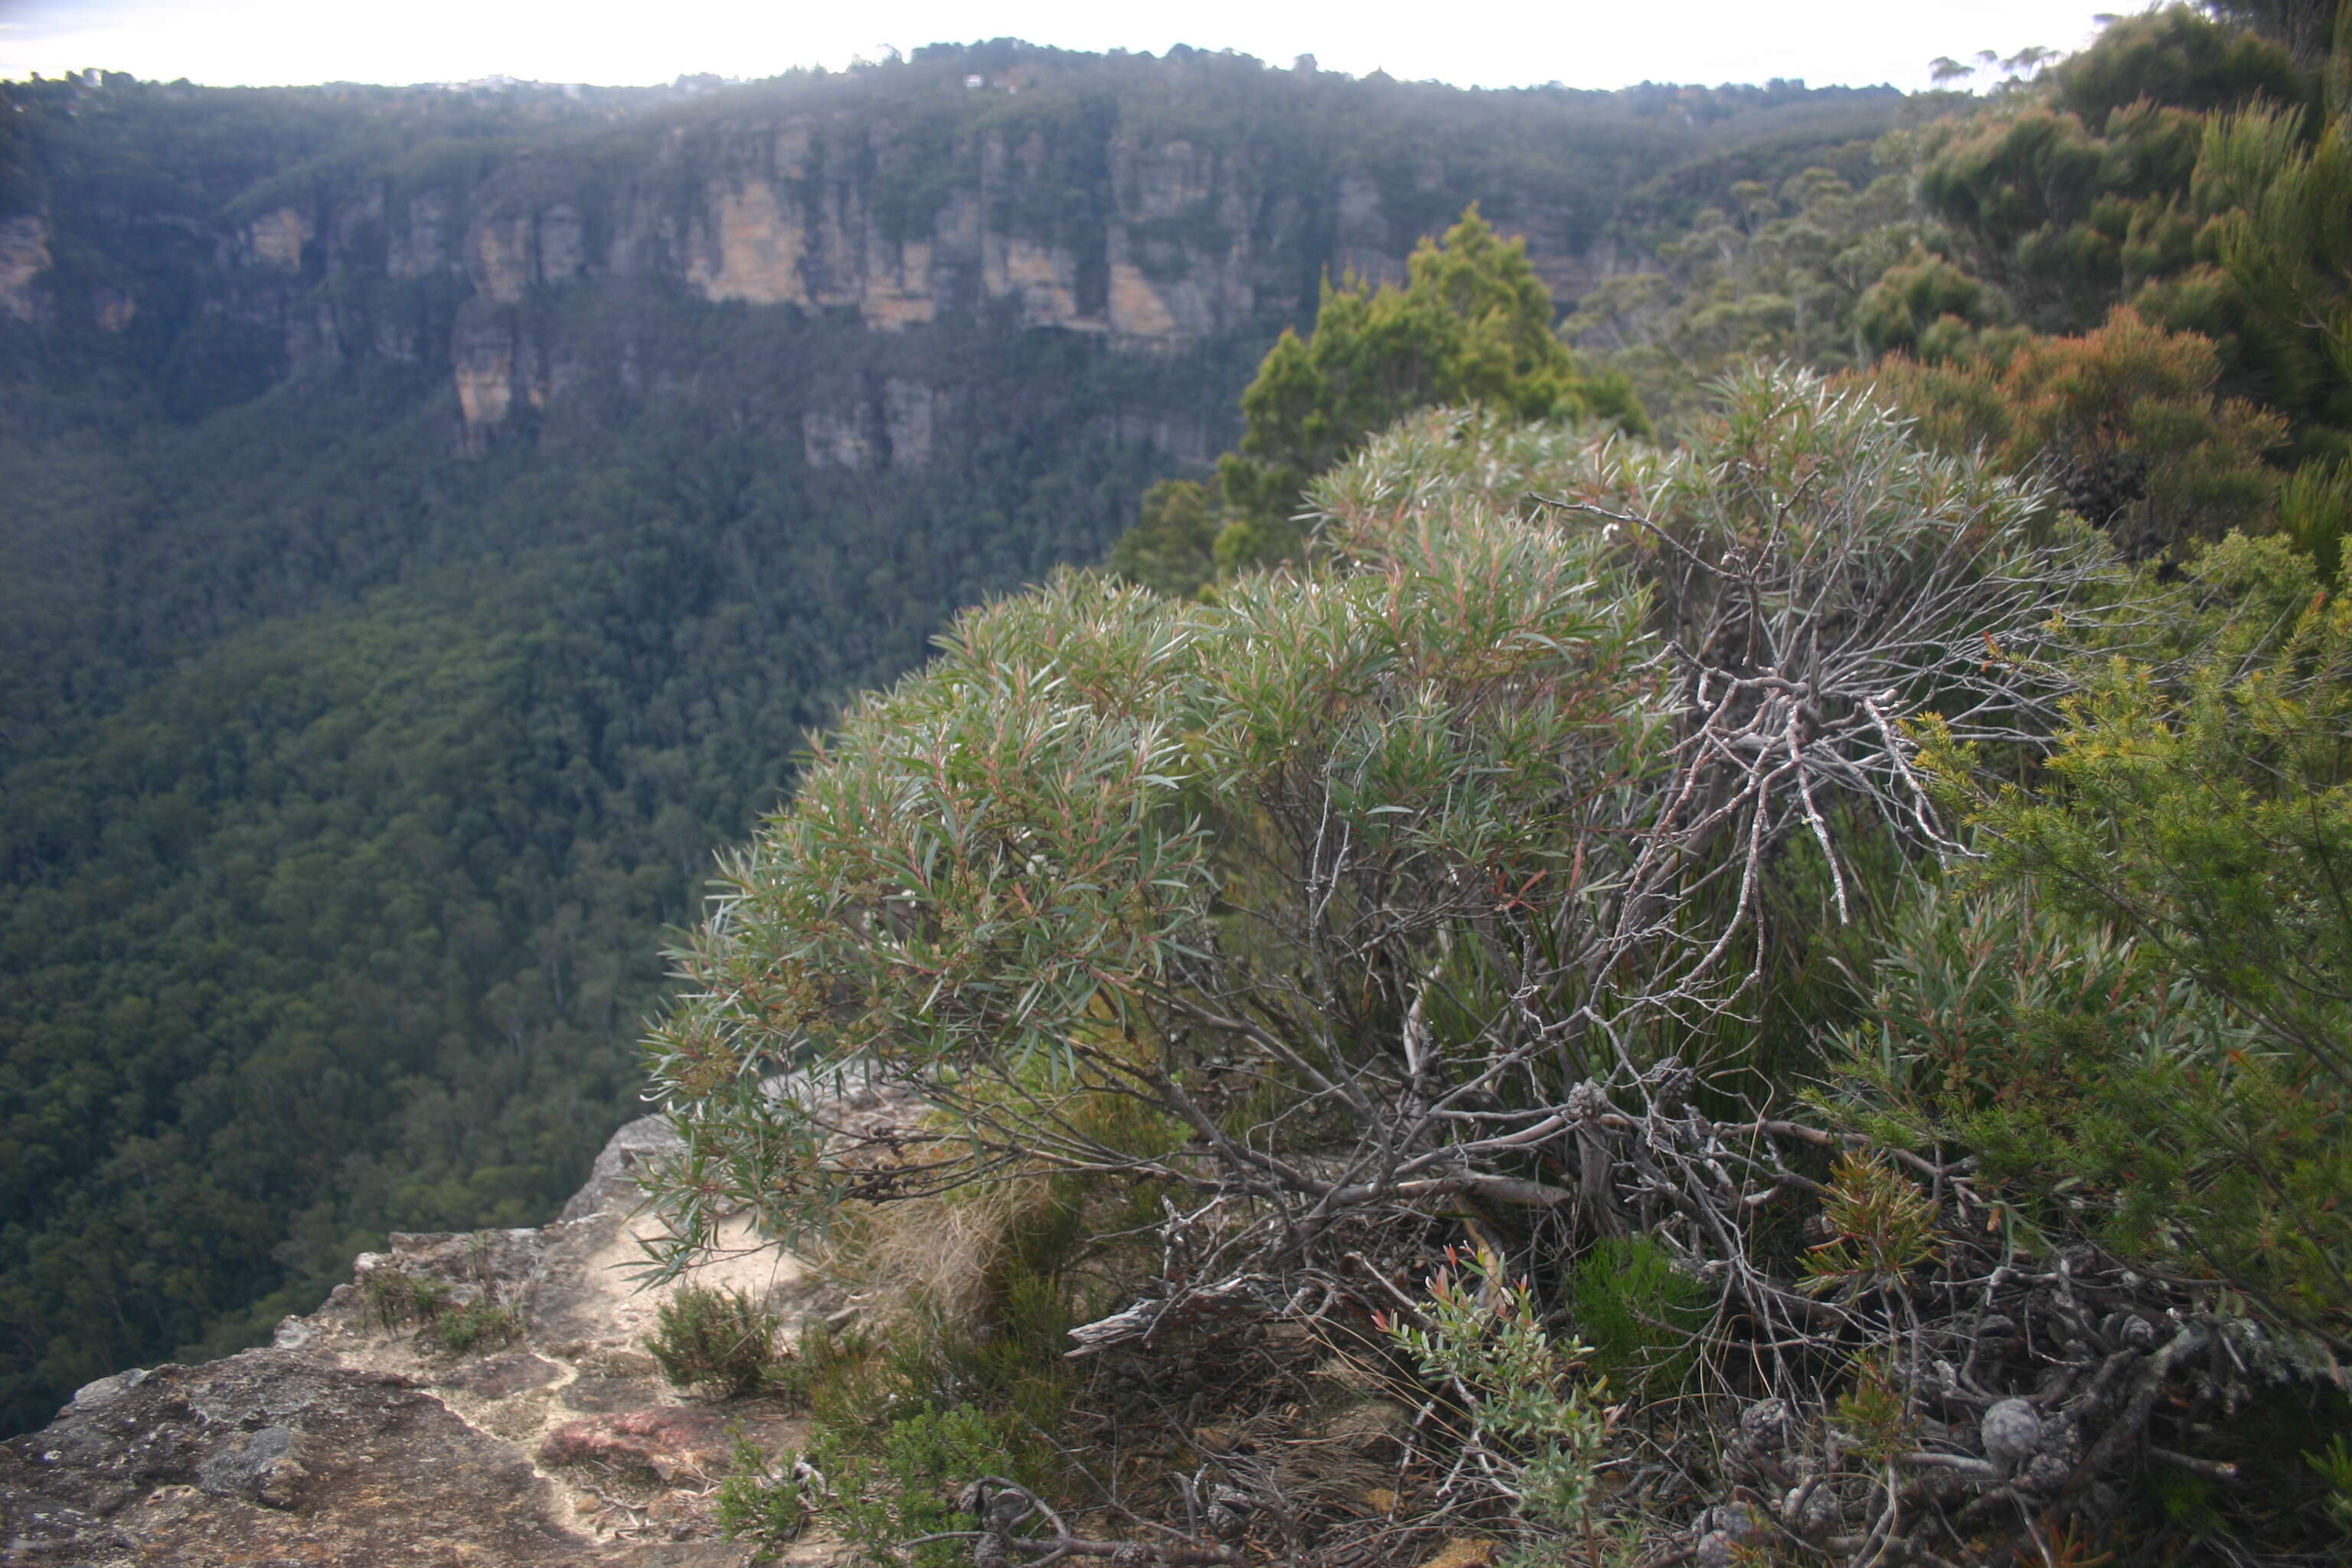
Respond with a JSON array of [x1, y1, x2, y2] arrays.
[[4, 89, 1606, 456]]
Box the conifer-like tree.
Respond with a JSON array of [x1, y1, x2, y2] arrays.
[[2201, 92, 2352, 450], [1112, 206, 1646, 593]]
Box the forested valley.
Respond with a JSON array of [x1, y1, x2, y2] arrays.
[[14, 5, 2352, 1560]]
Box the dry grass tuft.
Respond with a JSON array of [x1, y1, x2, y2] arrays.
[[813, 1178, 1037, 1333]]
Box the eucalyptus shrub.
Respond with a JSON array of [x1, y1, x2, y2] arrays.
[[639, 368, 2103, 1290], [642, 374, 2314, 1566]]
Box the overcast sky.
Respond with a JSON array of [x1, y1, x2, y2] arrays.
[[0, 0, 2129, 93]]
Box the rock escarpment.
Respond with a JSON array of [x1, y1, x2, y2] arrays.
[[0, 1117, 826, 1567], [9, 52, 1777, 469], [425, 97, 1596, 461], [458, 124, 1276, 341], [0, 216, 53, 324]]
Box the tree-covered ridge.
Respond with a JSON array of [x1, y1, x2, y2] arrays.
[[0, 72, 678, 426], [2, 44, 1905, 432], [521, 44, 1901, 270]]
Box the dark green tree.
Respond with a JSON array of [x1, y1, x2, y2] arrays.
[[2200, 93, 2352, 451], [1900, 3, 2350, 453], [1104, 476, 1220, 599], [1204, 205, 1647, 575], [1568, 165, 1926, 429]]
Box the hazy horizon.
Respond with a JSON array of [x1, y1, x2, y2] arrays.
[[0, 0, 2126, 95]]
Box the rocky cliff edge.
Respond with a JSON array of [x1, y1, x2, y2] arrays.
[[1, 1116, 833, 1568]]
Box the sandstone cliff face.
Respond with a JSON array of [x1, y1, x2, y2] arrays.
[[4, 69, 1623, 469], [563, 121, 1280, 344], [426, 103, 1612, 463], [243, 205, 312, 271], [155, 92, 1605, 462], [0, 216, 54, 323], [0, 1116, 838, 1568], [438, 111, 1308, 452]]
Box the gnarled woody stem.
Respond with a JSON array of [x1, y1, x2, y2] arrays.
[[904, 1478, 1244, 1568]]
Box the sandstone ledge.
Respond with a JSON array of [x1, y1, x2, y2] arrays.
[[2, 1117, 832, 1568]]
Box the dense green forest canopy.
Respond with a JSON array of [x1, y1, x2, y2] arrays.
[[0, 44, 1909, 1435], [0, 341, 1182, 1433]]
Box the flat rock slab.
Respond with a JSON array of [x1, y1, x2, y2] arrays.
[[437, 1351, 565, 1399], [541, 1410, 730, 1485], [0, 1348, 586, 1566]]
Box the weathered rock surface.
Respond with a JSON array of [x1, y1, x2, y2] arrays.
[[432, 113, 1486, 446], [1, 1116, 825, 1566], [0, 215, 52, 324]]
